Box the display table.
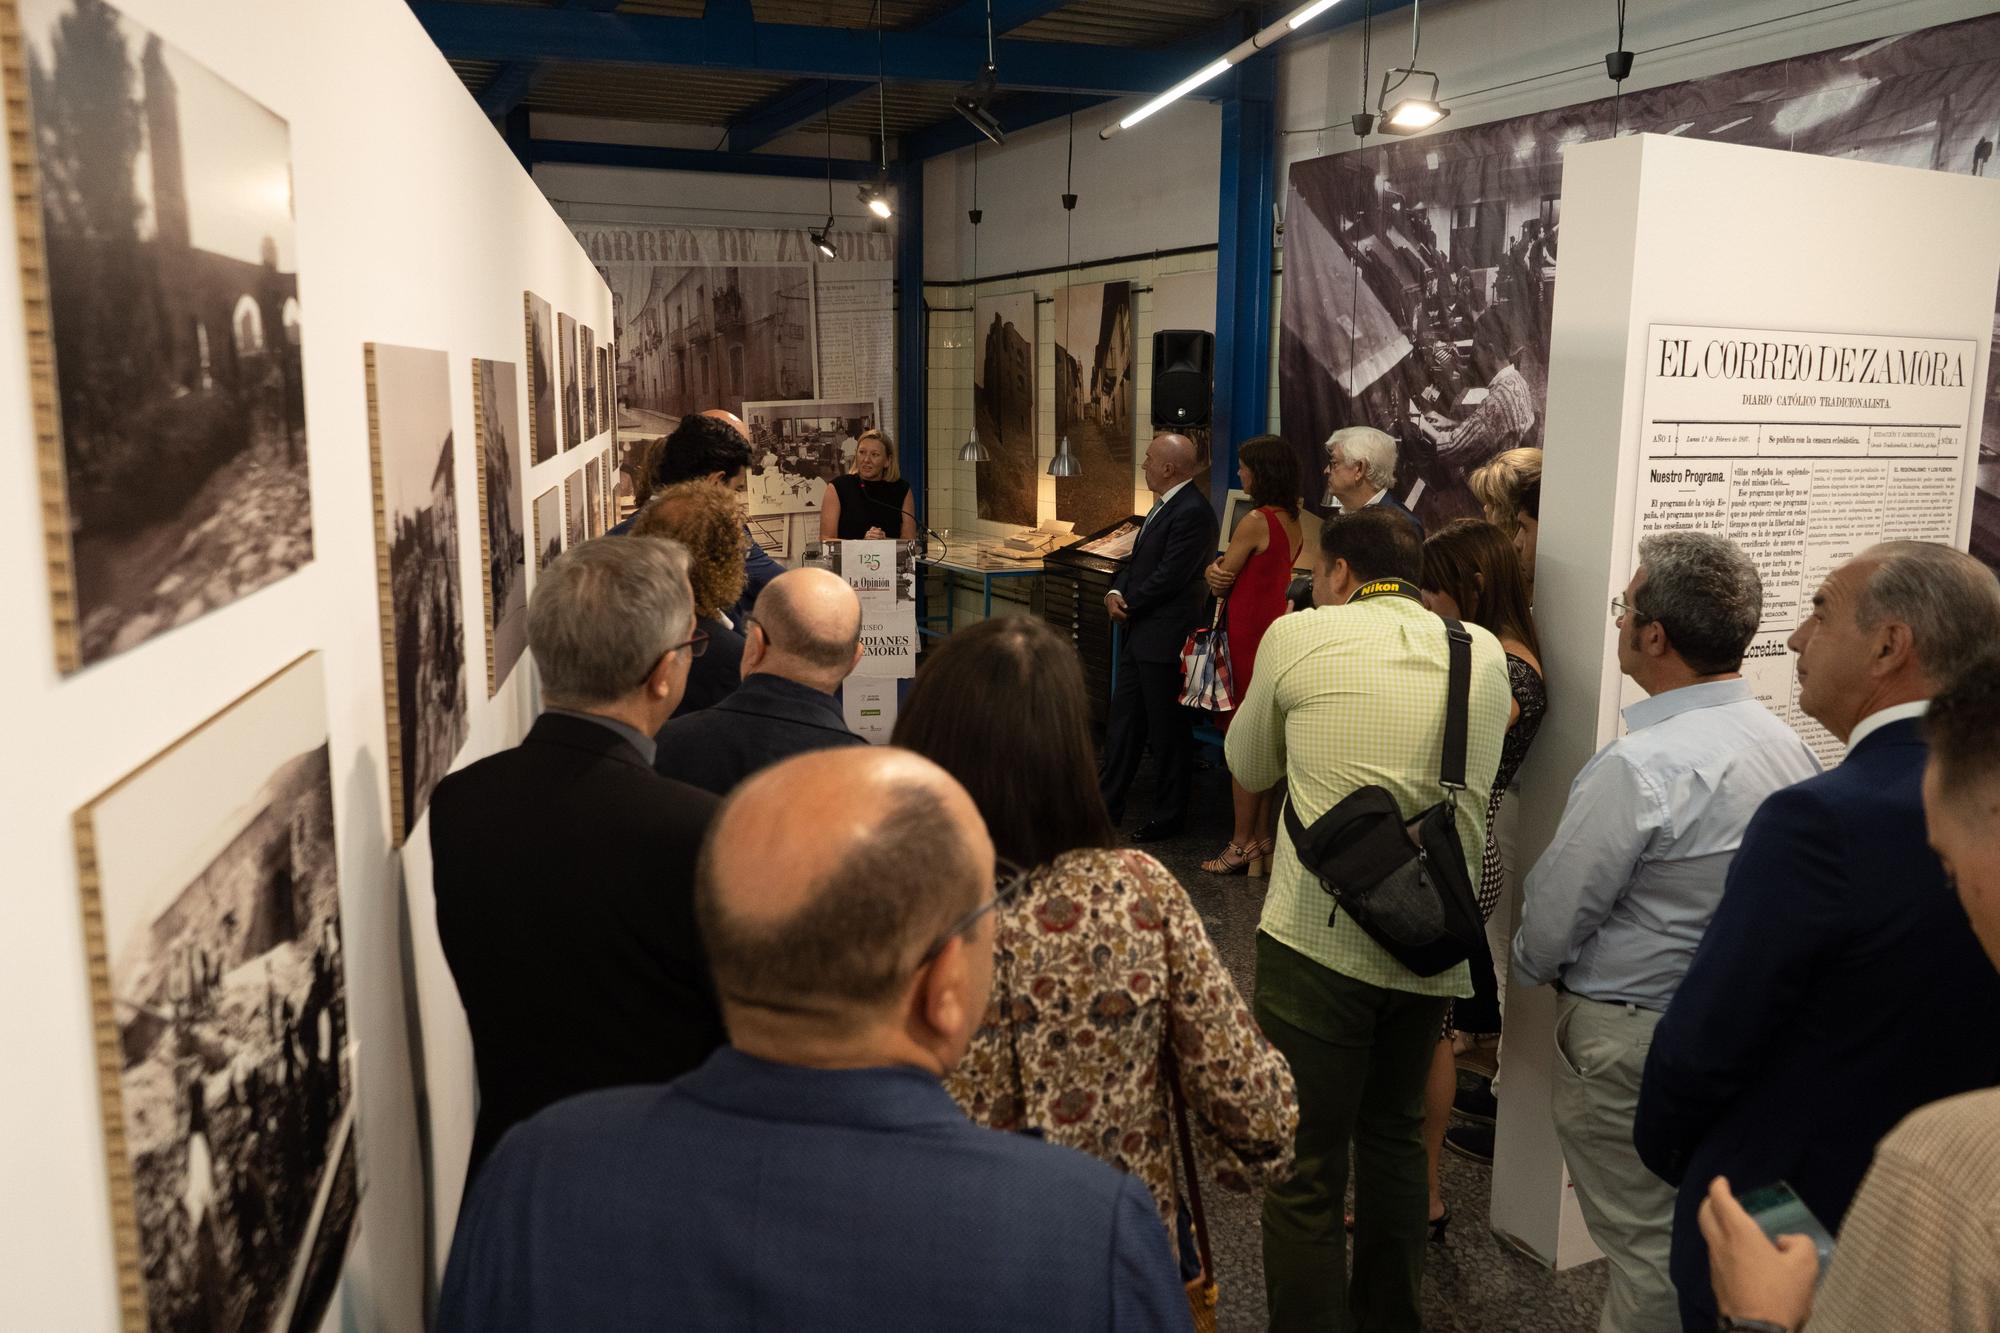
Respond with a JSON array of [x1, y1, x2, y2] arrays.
[[917, 540, 1047, 636]]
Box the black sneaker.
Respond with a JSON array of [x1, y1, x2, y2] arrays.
[[1452, 1082, 1497, 1125], [1444, 1123, 1494, 1165]]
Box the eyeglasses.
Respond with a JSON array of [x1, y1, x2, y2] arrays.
[[918, 858, 1031, 968], [636, 628, 710, 685], [1610, 596, 1647, 624]]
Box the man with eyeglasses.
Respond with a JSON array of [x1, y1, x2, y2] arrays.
[[655, 568, 868, 795], [1637, 542, 2000, 1332], [436, 747, 1191, 1333], [1511, 531, 1818, 1333], [430, 536, 726, 1185]]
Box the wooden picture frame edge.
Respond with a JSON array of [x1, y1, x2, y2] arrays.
[[521, 291, 543, 463], [472, 359, 499, 699], [362, 343, 409, 846], [3, 0, 84, 673]]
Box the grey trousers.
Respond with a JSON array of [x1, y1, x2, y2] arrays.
[[1550, 993, 1682, 1333]]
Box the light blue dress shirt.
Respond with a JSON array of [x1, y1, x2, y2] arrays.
[[1512, 679, 1821, 1010]]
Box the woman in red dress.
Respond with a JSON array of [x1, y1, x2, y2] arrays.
[[1200, 434, 1304, 875]]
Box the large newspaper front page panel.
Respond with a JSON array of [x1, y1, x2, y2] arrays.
[[1632, 324, 1977, 765]]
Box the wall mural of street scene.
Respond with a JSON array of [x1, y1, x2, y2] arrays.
[[1054, 280, 1137, 538], [973, 292, 1037, 526], [1279, 10, 2000, 560], [12, 0, 311, 671], [73, 651, 357, 1333], [607, 261, 817, 510]]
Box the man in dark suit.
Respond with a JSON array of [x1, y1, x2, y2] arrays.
[[430, 536, 725, 1183], [1099, 431, 1219, 841], [655, 567, 866, 794], [1636, 540, 2000, 1331], [435, 747, 1190, 1333]]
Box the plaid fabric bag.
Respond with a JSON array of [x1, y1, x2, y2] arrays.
[[1178, 600, 1234, 712]]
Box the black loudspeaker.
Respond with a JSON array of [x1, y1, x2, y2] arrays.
[[1151, 329, 1214, 428]]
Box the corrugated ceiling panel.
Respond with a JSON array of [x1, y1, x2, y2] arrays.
[[526, 63, 799, 121], [1011, 0, 1240, 47]]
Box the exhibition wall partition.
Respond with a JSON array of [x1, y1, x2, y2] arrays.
[[0, 0, 614, 1326], [1495, 133, 2000, 1265]]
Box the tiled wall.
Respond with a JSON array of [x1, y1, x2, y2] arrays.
[[923, 251, 1285, 626]]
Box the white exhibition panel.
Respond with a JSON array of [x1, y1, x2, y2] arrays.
[[1491, 133, 2000, 1266], [0, 0, 612, 1327]]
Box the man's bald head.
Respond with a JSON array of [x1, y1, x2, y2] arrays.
[[1154, 433, 1196, 470], [696, 748, 991, 1021], [701, 408, 751, 441], [747, 568, 863, 690], [1142, 432, 1201, 495]]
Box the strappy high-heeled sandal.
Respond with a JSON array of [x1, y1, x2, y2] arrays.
[[1201, 841, 1258, 875]]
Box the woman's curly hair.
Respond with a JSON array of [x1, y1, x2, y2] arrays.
[[630, 481, 748, 620]]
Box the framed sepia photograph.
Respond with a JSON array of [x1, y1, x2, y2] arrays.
[[472, 358, 528, 697], [580, 322, 597, 440], [564, 470, 587, 549], [741, 398, 878, 518], [364, 343, 468, 845], [533, 485, 562, 573], [523, 291, 557, 463], [6, 0, 312, 671], [557, 312, 580, 449], [72, 651, 359, 1331], [598, 446, 616, 530], [584, 456, 604, 539], [596, 345, 612, 442]]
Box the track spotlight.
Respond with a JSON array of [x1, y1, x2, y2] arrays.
[[859, 178, 893, 219], [809, 218, 836, 259], [954, 62, 1006, 145], [1048, 435, 1080, 477]]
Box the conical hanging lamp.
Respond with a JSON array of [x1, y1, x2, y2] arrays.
[[1049, 115, 1081, 478], [959, 144, 990, 463]]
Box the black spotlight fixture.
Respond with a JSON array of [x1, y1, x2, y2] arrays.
[[810, 217, 837, 259], [953, 0, 1006, 145], [859, 176, 893, 219], [955, 70, 1005, 146]]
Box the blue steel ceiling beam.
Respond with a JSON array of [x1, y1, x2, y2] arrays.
[[725, 0, 1075, 153], [726, 80, 875, 155], [528, 138, 883, 180], [917, 0, 1077, 40], [476, 0, 620, 119], [411, 1, 1230, 98]]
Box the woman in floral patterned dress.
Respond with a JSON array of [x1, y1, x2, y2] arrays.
[[893, 615, 1299, 1237]]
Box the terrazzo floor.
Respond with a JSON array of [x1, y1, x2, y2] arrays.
[[1124, 759, 1610, 1333]]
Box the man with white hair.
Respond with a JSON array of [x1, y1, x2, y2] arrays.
[[1323, 426, 1423, 538]]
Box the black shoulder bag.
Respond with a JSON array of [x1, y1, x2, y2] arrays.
[[1281, 598, 1493, 979]]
